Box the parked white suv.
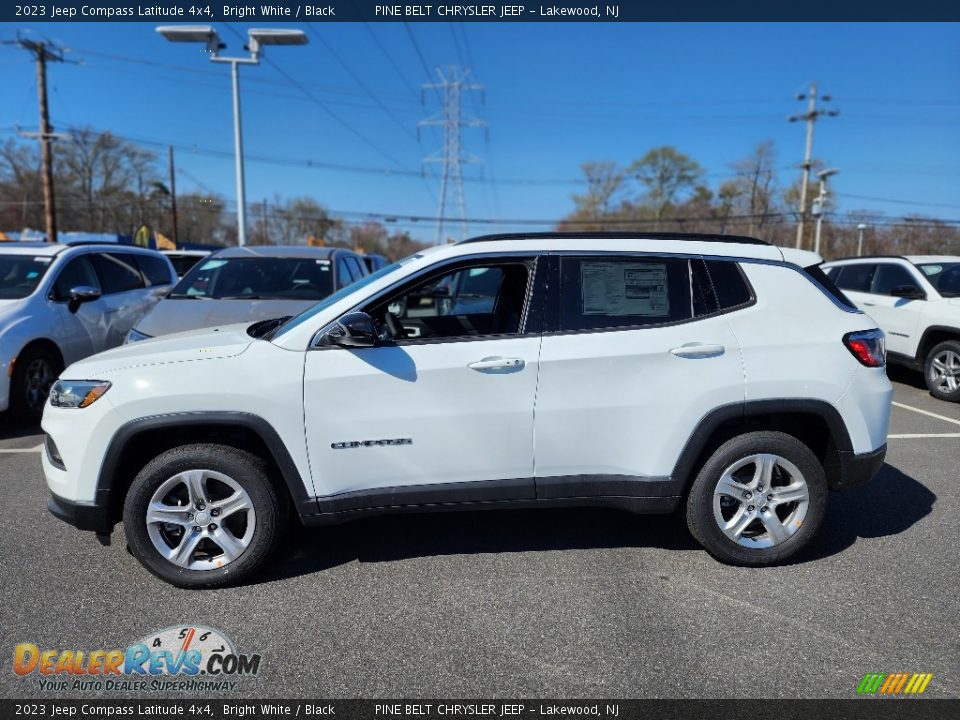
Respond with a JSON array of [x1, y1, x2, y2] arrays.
[[0, 242, 176, 422], [822, 255, 960, 402], [41, 233, 892, 587]]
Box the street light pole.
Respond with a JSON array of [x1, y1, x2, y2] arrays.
[[812, 167, 839, 256], [156, 26, 307, 247], [857, 223, 867, 257]]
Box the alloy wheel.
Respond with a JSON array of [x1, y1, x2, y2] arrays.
[[928, 349, 960, 394], [24, 357, 55, 411], [145, 469, 256, 571], [712, 453, 809, 548]]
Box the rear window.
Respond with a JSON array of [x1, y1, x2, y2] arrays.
[[805, 264, 858, 311], [170, 256, 336, 300]]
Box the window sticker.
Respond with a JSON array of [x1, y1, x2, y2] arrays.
[[198, 259, 227, 271], [920, 265, 942, 275], [34, 257, 53, 263], [581, 261, 669, 316]]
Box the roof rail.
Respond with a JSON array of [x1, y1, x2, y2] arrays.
[[458, 231, 769, 246]]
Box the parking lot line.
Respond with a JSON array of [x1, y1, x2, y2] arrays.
[[892, 401, 960, 427], [888, 433, 960, 439], [0, 445, 42, 453]]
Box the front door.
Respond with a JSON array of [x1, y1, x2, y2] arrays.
[[302, 258, 542, 505]]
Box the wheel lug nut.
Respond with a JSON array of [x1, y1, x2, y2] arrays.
[[197, 503, 206, 511], [211, 508, 220, 517], [747, 505, 755, 512], [767, 494, 774, 501], [743, 491, 752, 499], [192, 526, 201, 533], [208, 523, 217, 531], [187, 512, 194, 520], [761, 506, 769, 513]]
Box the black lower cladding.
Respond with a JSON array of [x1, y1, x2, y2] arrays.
[[834, 444, 887, 490], [47, 491, 115, 534]]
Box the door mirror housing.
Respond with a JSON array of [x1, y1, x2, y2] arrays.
[[67, 285, 101, 313], [328, 311, 378, 348], [890, 285, 925, 300]]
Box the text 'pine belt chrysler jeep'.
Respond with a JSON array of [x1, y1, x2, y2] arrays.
[[42, 233, 892, 588]]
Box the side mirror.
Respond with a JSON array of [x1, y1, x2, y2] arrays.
[[328, 311, 378, 348], [890, 285, 925, 300], [67, 285, 101, 314]]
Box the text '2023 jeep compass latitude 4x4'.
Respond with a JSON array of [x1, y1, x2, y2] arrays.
[[42, 233, 892, 588]]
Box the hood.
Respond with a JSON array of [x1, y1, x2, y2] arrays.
[[64, 323, 255, 378], [135, 297, 318, 338]]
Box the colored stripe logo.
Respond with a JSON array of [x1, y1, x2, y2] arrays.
[[857, 673, 933, 695]]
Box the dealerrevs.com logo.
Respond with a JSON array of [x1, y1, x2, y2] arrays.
[[13, 625, 261, 693]]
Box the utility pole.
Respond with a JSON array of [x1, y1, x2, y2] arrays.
[[167, 146, 179, 247], [420, 66, 486, 244], [788, 83, 839, 249], [11, 38, 68, 243]]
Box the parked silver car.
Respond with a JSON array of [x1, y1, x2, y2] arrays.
[[126, 245, 369, 341], [0, 242, 176, 421]]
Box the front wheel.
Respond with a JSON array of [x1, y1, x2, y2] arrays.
[[686, 431, 827, 566], [924, 340, 960, 402], [123, 444, 284, 588]]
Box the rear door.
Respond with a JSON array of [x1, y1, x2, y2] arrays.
[[534, 254, 746, 496], [88, 252, 148, 350]]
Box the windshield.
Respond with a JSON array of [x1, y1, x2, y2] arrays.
[[272, 256, 416, 339], [169, 256, 335, 300], [917, 263, 960, 297], [0, 255, 53, 300]]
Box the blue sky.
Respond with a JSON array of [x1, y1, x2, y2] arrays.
[[1, 21, 958, 242]]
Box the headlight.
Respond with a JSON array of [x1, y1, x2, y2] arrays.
[[125, 327, 152, 343], [49, 380, 112, 408]]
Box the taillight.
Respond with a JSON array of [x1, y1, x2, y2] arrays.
[[843, 329, 886, 367]]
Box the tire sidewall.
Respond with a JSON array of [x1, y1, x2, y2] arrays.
[[11, 346, 61, 424], [924, 341, 960, 402], [123, 444, 281, 588], [686, 431, 828, 566]]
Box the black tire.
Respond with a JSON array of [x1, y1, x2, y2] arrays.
[[123, 444, 285, 589], [686, 431, 828, 566], [923, 340, 960, 402], [9, 345, 62, 425]]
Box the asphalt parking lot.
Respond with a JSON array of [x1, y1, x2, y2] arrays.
[[0, 367, 957, 700]]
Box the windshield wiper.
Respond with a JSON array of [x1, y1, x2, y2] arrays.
[[167, 293, 212, 299], [213, 294, 271, 300]]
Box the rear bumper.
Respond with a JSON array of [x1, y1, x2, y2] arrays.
[[833, 443, 887, 491], [47, 491, 114, 535]]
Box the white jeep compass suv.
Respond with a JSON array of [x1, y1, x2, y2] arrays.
[[41, 233, 892, 587], [822, 255, 960, 402]]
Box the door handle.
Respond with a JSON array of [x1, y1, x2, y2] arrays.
[[863, 301, 876, 306], [670, 343, 725, 359], [468, 356, 525, 372]]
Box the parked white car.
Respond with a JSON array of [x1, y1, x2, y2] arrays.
[[822, 255, 960, 402], [42, 233, 891, 587], [0, 242, 176, 421]]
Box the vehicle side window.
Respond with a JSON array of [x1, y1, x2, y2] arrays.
[[336, 257, 355, 288], [871, 263, 918, 295], [705, 260, 753, 310], [368, 262, 531, 340], [51, 256, 100, 301], [90, 253, 145, 294], [833, 264, 876, 293], [560, 256, 699, 332], [135, 254, 174, 286], [346, 256, 367, 279]]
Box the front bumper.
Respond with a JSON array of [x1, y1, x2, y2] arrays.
[[833, 443, 887, 491], [47, 491, 115, 535]]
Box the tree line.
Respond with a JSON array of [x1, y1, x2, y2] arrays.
[[0, 127, 429, 261], [558, 142, 960, 259]]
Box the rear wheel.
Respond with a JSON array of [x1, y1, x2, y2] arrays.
[[123, 444, 284, 588], [686, 431, 827, 566], [924, 340, 960, 402], [10, 345, 61, 424]]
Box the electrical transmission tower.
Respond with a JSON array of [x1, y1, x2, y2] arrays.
[[788, 82, 839, 250], [5, 35, 73, 243], [419, 66, 486, 244]]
